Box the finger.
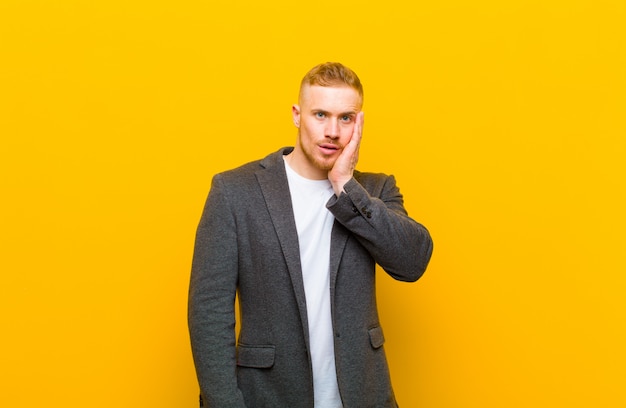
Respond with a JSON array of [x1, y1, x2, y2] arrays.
[[349, 112, 364, 165], [352, 111, 364, 145]]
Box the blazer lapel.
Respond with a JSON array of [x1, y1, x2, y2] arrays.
[[329, 221, 350, 299], [255, 148, 311, 348]]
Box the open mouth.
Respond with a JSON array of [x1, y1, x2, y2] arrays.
[[319, 143, 340, 154]]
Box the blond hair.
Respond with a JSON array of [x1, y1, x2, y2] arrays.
[[299, 62, 363, 104]]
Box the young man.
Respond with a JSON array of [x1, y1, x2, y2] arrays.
[[189, 62, 433, 407]]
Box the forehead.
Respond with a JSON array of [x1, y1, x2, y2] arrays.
[[300, 85, 362, 111]]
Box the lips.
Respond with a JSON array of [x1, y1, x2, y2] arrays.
[[319, 143, 340, 154]]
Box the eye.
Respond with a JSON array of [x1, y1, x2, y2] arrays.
[[315, 112, 325, 118], [341, 115, 353, 122]]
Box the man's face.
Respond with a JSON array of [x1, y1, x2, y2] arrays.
[[291, 84, 362, 179]]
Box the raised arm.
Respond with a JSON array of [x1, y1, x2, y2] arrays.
[[327, 174, 433, 282]]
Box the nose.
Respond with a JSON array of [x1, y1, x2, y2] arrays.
[[325, 119, 340, 139]]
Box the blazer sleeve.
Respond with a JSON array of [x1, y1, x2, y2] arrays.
[[326, 175, 433, 282], [188, 174, 247, 407]]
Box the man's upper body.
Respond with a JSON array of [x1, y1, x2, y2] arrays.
[[188, 62, 433, 407]]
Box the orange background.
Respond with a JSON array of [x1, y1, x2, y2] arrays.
[[1, 0, 625, 406]]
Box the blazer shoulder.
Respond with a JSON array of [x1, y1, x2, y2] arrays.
[[353, 170, 393, 182], [214, 147, 291, 183], [353, 170, 398, 193], [216, 160, 261, 181]]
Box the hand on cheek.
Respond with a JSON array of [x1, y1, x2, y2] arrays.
[[329, 111, 364, 196]]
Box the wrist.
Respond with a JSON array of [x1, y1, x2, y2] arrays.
[[330, 177, 351, 196]]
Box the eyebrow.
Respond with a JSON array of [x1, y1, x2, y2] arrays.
[[311, 109, 357, 116]]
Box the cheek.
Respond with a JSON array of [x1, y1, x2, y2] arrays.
[[302, 121, 322, 138], [341, 124, 355, 140]]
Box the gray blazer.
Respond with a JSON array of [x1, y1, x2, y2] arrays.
[[189, 147, 433, 407]]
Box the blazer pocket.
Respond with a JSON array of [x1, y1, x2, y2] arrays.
[[368, 326, 385, 349], [236, 344, 275, 368]]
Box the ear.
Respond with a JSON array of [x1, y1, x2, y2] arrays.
[[292, 104, 301, 128]]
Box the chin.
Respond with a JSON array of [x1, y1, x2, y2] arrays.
[[315, 158, 336, 172], [302, 148, 336, 172]]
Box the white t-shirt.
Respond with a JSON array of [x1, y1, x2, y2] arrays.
[[284, 158, 343, 408]]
